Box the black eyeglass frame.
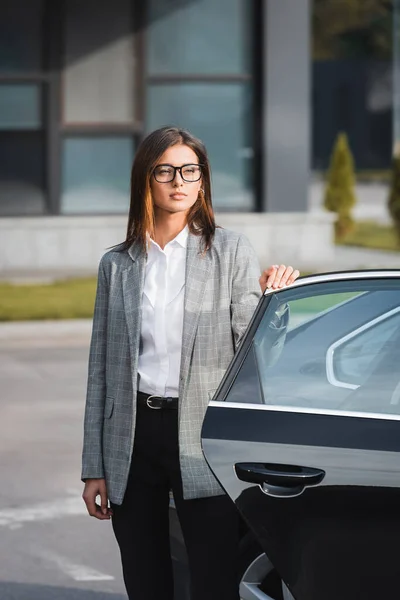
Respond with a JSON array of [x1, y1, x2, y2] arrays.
[[152, 163, 203, 183]]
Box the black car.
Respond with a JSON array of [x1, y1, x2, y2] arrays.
[[170, 271, 400, 600]]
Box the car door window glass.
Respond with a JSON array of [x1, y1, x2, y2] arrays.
[[287, 291, 361, 331], [226, 279, 400, 417], [224, 345, 263, 404]]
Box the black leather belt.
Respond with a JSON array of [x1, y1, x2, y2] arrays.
[[137, 391, 179, 410]]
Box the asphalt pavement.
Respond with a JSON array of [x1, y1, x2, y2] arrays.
[[0, 336, 127, 600]]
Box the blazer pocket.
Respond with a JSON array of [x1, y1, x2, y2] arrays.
[[104, 396, 114, 419]]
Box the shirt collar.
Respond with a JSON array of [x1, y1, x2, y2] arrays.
[[172, 225, 189, 248], [148, 225, 189, 251]]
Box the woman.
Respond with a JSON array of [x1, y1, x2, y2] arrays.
[[82, 126, 299, 600]]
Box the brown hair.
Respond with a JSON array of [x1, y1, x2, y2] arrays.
[[121, 126, 215, 253]]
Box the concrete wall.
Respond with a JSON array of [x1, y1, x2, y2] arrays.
[[218, 212, 334, 269], [0, 213, 335, 280]]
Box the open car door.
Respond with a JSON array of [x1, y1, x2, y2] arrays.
[[201, 272, 400, 600]]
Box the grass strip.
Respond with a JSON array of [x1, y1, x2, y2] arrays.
[[0, 278, 97, 321], [338, 220, 400, 253]]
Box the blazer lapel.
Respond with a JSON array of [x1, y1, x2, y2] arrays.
[[180, 234, 213, 391], [123, 241, 146, 379]]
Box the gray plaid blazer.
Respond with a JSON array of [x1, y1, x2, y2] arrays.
[[82, 228, 261, 504]]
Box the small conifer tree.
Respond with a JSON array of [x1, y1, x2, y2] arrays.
[[324, 132, 357, 239], [388, 155, 400, 246]]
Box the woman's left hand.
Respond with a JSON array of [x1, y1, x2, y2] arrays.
[[259, 264, 300, 293]]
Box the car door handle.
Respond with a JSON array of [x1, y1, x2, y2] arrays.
[[235, 462, 326, 498]]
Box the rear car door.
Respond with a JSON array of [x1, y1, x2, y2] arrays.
[[201, 272, 400, 600]]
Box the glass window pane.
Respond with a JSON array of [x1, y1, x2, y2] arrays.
[[287, 292, 361, 331], [250, 281, 400, 416], [61, 137, 134, 214], [148, 0, 251, 75], [146, 83, 254, 210], [0, 84, 42, 129], [225, 345, 263, 405], [0, 132, 46, 216], [64, 0, 135, 124], [0, 0, 43, 73]]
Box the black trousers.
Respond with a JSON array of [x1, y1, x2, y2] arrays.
[[111, 400, 240, 600]]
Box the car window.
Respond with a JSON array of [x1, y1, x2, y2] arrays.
[[330, 309, 400, 389], [287, 291, 362, 331], [224, 344, 263, 404], [226, 279, 400, 417]]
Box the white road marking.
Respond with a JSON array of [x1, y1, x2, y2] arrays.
[[35, 548, 114, 582], [0, 495, 86, 528]]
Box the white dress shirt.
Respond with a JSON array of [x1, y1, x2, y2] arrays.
[[137, 226, 188, 397]]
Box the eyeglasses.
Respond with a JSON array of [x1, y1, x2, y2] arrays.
[[153, 163, 202, 183]]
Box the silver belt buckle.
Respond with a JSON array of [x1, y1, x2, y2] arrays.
[[146, 395, 163, 409]]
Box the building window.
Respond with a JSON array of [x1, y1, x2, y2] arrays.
[[63, 0, 136, 125], [0, 83, 42, 129], [59, 0, 138, 215], [145, 0, 255, 211], [61, 136, 134, 214], [147, 0, 251, 76], [0, 0, 46, 216], [147, 82, 253, 210], [0, 0, 44, 73], [0, 0, 258, 217], [0, 132, 46, 216]]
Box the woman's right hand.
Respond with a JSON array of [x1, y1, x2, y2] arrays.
[[82, 478, 113, 520]]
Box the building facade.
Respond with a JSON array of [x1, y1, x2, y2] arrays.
[[1, 0, 334, 275]]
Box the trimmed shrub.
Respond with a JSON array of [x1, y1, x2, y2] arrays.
[[388, 155, 400, 245], [324, 132, 357, 239]]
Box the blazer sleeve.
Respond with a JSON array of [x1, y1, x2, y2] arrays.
[[230, 234, 262, 349], [81, 256, 109, 481]]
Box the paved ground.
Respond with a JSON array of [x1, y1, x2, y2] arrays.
[[0, 337, 129, 600], [0, 329, 190, 600]]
